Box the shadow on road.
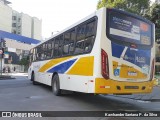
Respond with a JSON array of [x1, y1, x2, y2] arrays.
[[36, 83, 142, 111]]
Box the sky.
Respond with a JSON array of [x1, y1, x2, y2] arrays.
[[10, 0, 98, 39], [10, 0, 155, 39]]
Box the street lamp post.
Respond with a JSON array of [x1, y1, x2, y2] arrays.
[[0, 38, 3, 76], [0, 38, 6, 76]]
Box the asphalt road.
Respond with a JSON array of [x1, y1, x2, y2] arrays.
[[0, 74, 160, 120]]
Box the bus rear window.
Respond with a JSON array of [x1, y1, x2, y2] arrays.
[[108, 10, 152, 46]]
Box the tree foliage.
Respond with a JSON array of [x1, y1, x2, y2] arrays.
[[19, 57, 29, 66], [97, 0, 150, 16], [97, 0, 160, 41], [149, 3, 160, 40]]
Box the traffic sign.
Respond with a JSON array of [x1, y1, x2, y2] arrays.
[[0, 50, 2, 54]]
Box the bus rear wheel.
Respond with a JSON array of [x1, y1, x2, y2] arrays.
[[52, 74, 61, 96]]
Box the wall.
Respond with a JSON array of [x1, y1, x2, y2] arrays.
[[32, 17, 42, 40], [21, 13, 32, 38], [5, 38, 34, 50], [0, 1, 12, 32]]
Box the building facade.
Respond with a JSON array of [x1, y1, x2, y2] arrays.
[[3, 38, 33, 72], [12, 11, 42, 40], [31, 17, 42, 40], [0, 0, 42, 40], [0, 0, 12, 33], [156, 43, 160, 74], [0, 0, 42, 73], [0, 30, 40, 73]]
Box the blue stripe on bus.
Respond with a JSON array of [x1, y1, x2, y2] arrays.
[[47, 58, 77, 73], [111, 42, 151, 68], [124, 47, 151, 68], [112, 42, 125, 58]]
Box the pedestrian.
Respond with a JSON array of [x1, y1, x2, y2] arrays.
[[3, 67, 5, 73], [8, 67, 10, 73], [14, 67, 16, 72]]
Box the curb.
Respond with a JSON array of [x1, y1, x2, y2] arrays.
[[0, 75, 15, 80]]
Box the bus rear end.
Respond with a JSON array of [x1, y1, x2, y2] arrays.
[[95, 8, 155, 94]]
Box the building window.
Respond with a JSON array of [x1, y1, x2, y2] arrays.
[[12, 30, 16, 34], [12, 23, 16, 27], [12, 16, 17, 20], [18, 18, 21, 22], [18, 26, 21, 29]]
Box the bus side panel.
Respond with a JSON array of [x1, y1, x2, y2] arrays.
[[92, 8, 105, 79], [60, 75, 89, 93], [28, 65, 32, 80], [36, 55, 95, 93], [32, 62, 41, 83], [60, 56, 94, 93]]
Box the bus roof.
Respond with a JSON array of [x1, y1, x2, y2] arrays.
[[33, 9, 97, 48]]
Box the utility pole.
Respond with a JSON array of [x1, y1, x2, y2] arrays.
[[0, 38, 6, 76], [0, 38, 2, 76]]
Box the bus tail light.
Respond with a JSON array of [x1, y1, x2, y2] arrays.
[[101, 49, 109, 79], [150, 58, 155, 81]]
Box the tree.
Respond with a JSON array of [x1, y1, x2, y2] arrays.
[[19, 57, 29, 66], [97, 0, 160, 41], [97, 0, 150, 16], [149, 3, 160, 41], [19, 57, 29, 72]]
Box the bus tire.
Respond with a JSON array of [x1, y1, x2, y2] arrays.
[[52, 74, 61, 96], [31, 72, 38, 85]]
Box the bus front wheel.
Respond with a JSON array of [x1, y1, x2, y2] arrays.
[[52, 74, 61, 96], [31, 72, 38, 85]]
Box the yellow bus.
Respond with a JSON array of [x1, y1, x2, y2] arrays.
[[28, 8, 155, 96]]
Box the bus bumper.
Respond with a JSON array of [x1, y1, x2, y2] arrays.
[[95, 78, 154, 94]]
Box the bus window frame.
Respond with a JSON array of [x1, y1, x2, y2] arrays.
[[31, 17, 98, 62], [73, 17, 98, 55]]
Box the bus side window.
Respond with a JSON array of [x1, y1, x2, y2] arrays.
[[63, 32, 70, 55], [63, 29, 76, 55], [63, 44, 69, 55], [37, 53, 41, 60], [74, 24, 86, 54], [53, 38, 59, 57], [77, 24, 86, 41], [69, 43, 74, 54], [69, 30, 76, 54], [58, 35, 64, 57], [84, 20, 96, 52], [51, 39, 54, 58], [29, 49, 33, 63], [46, 41, 52, 59], [84, 37, 94, 52], [86, 21, 95, 37], [41, 43, 46, 60], [33, 48, 36, 61], [74, 40, 85, 54], [36, 46, 42, 60]]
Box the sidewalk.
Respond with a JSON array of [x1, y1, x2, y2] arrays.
[[0, 73, 28, 80], [0, 75, 13, 80], [2, 72, 28, 76]]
